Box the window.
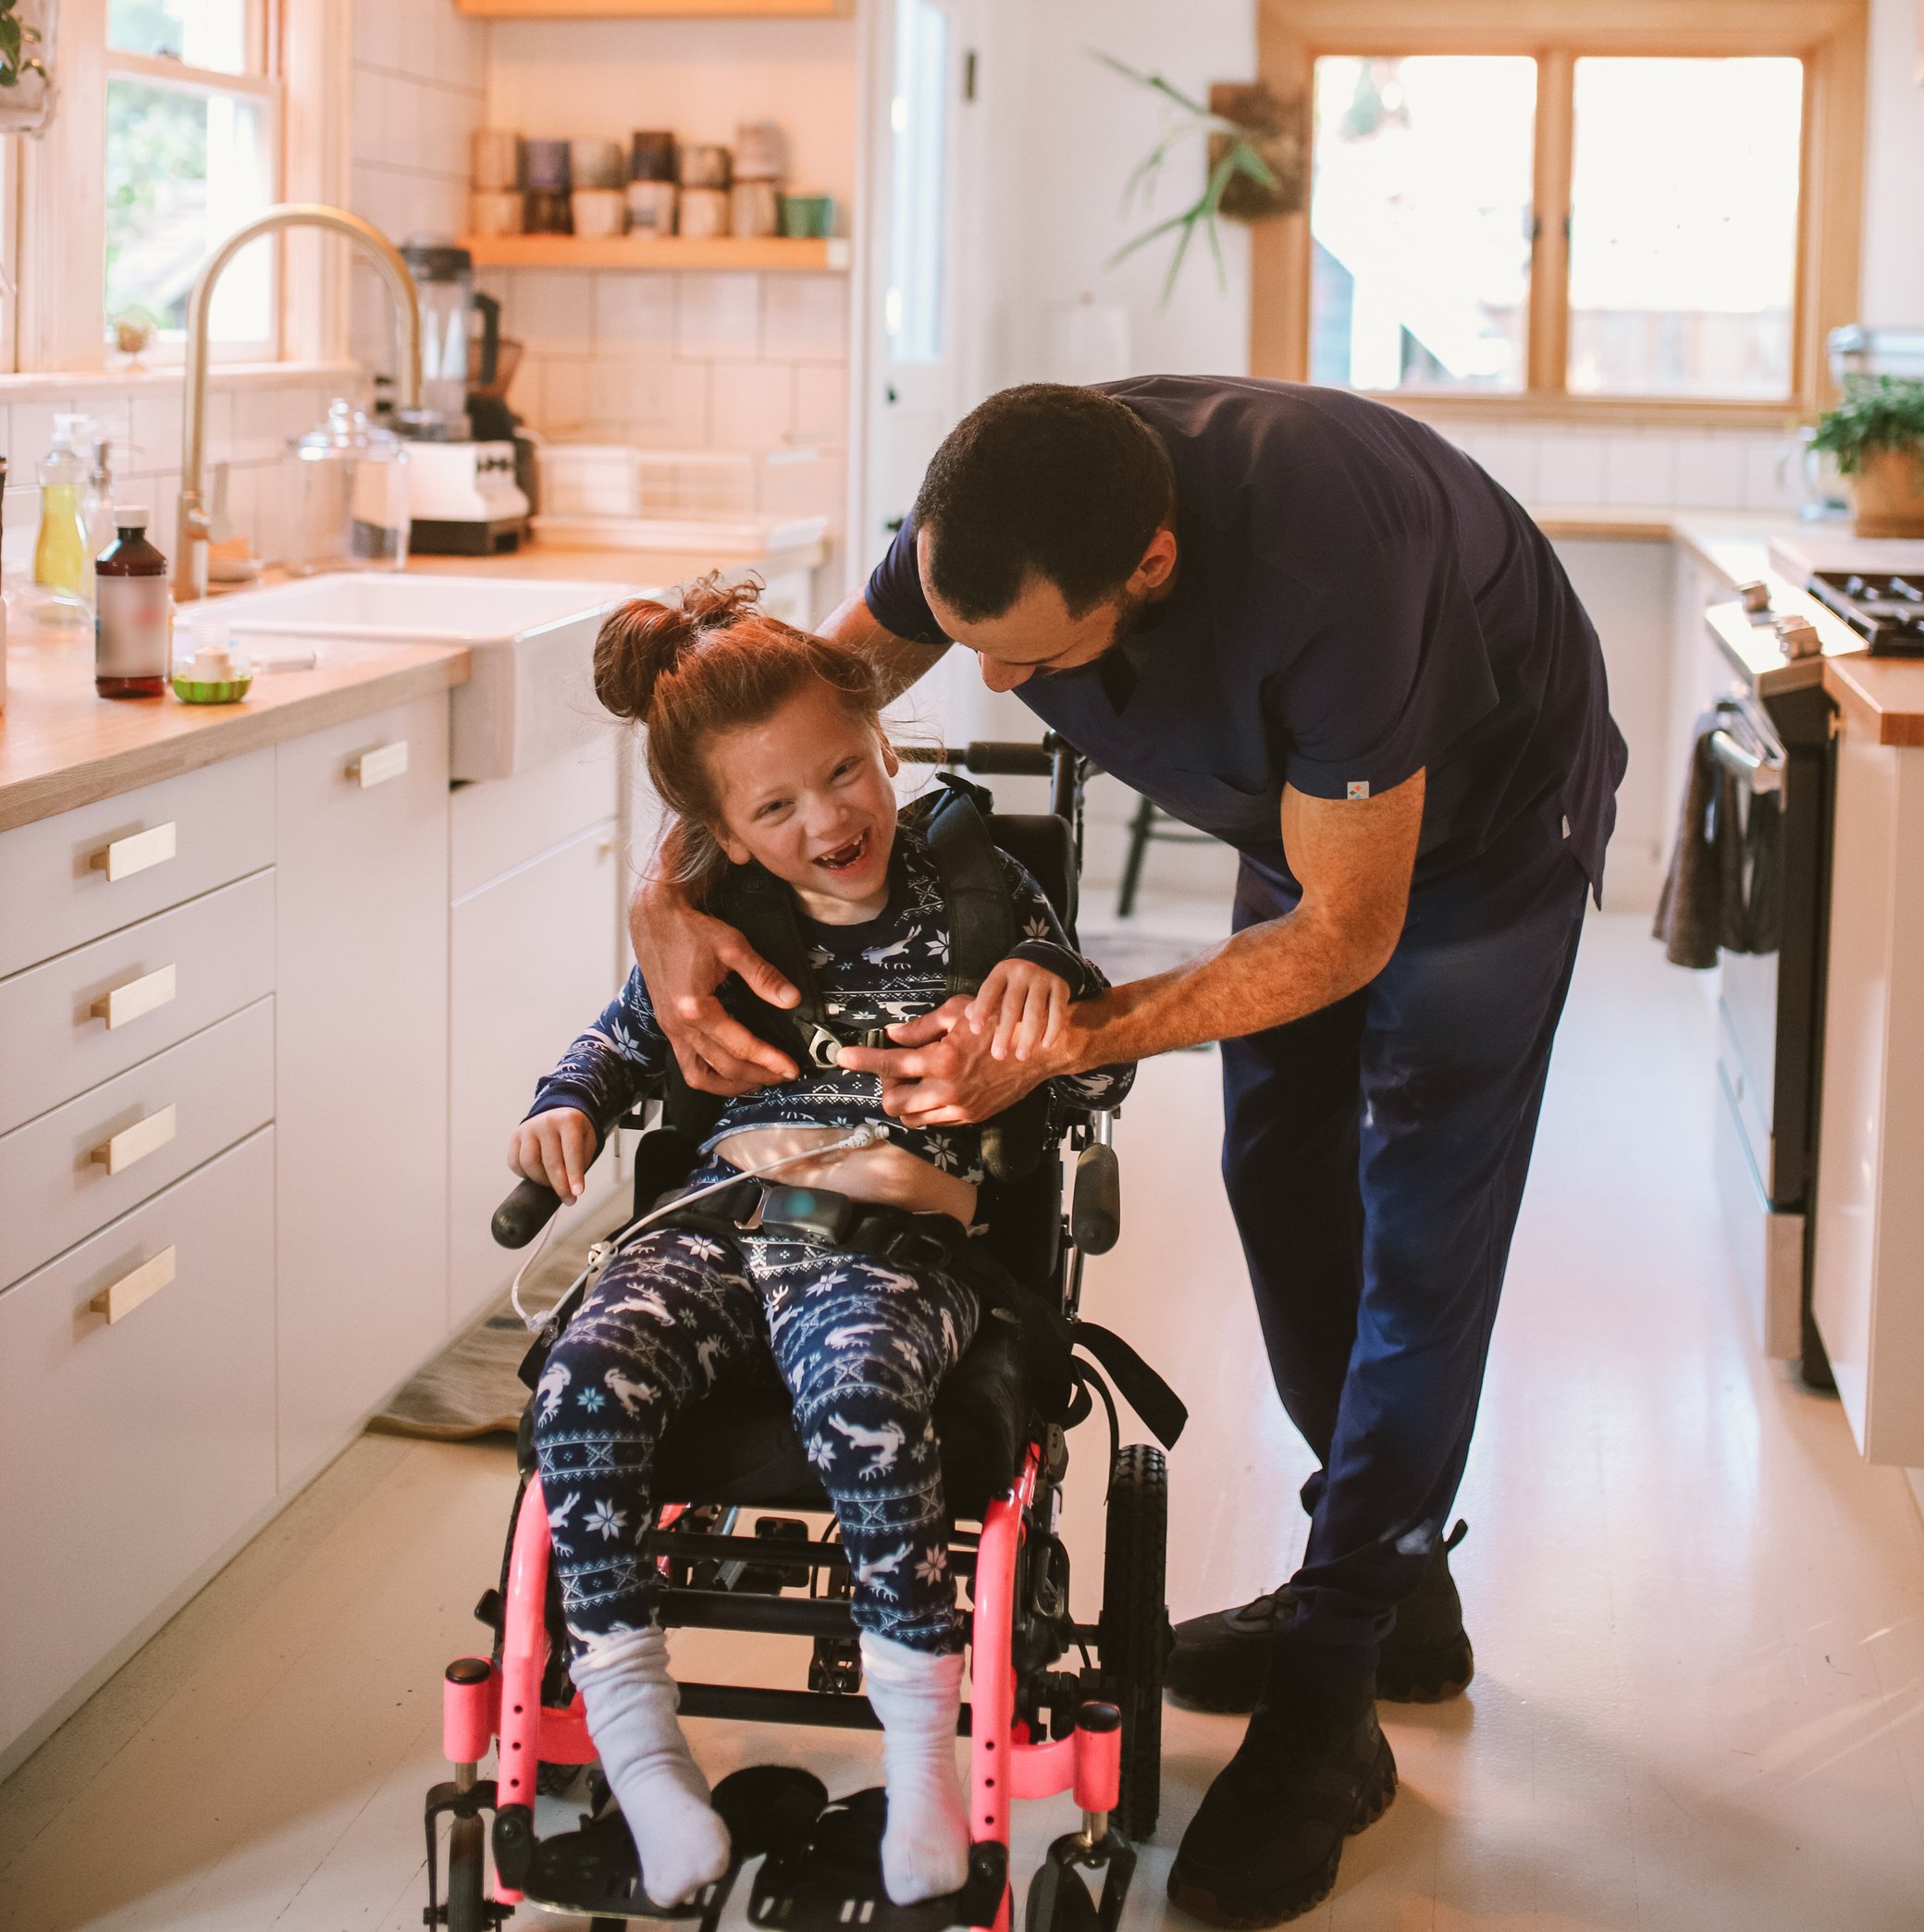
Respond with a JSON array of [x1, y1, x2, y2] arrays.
[[1258, 3, 1867, 416], [884, 0, 948, 364], [104, 0, 281, 358]]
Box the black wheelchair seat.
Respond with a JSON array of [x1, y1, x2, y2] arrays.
[[650, 1307, 1034, 1519]]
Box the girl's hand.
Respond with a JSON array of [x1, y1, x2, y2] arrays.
[[509, 1108, 599, 1201], [965, 959, 1072, 1063]]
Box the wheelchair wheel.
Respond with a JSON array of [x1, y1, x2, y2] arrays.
[[444, 1813, 488, 1932], [1098, 1444, 1168, 1841]]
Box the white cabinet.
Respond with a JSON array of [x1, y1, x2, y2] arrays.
[[1811, 703, 1924, 1465], [449, 817, 623, 1324], [273, 695, 451, 1489], [0, 1129, 277, 1761]]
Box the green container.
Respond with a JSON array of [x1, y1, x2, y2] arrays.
[[170, 673, 253, 705], [780, 194, 836, 240]]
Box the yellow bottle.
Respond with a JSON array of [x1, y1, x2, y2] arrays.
[[33, 413, 92, 620]]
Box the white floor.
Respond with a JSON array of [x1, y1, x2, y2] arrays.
[[6, 914, 1924, 1930]]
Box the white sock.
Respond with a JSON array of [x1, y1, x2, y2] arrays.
[[860, 1631, 971, 1905], [572, 1624, 733, 1906]]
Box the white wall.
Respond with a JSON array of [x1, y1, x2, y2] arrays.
[[1862, 0, 1924, 326]]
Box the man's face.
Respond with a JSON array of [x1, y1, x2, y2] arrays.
[[917, 525, 1176, 693]]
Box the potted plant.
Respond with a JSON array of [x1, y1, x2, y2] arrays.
[[1810, 375, 1924, 538], [0, 0, 55, 136]]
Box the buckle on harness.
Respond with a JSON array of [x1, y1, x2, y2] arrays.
[[805, 1024, 891, 1070]]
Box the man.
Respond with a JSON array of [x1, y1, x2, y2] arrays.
[[632, 379, 1626, 1924]]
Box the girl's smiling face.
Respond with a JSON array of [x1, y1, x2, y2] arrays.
[[706, 679, 900, 922]]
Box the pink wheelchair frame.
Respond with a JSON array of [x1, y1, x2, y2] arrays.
[[438, 1446, 1124, 1932]]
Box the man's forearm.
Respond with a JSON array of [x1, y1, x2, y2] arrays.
[[1054, 905, 1392, 1074], [818, 591, 947, 704]]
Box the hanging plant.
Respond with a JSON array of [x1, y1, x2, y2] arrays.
[[0, 0, 56, 135], [1092, 53, 1306, 303]]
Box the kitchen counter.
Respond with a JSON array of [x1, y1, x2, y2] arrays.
[[401, 533, 829, 589], [0, 636, 471, 832]]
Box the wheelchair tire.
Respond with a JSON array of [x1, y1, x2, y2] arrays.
[[444, 1813, 488, 1932], [1098, 1443, 1168, 1842]]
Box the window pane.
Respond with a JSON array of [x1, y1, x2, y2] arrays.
[[1309, 55, 1536, 393], [1568, 58, 1803, 399], [105, 77, 274, 343], [108, 0, 250, 74], [885, 0, 948, 364]]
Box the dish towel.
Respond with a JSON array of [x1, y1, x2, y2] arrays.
[[1652, 712, 1782, 968]]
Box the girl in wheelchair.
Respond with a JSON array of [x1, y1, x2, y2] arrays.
[[508, 578, 1134, 1913]]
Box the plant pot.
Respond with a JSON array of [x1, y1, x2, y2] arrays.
[[1851, 445, 1924, 538], [0, 0, 57, 136]]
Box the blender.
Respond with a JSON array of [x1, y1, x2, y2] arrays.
[[396, 240, 530, 554]]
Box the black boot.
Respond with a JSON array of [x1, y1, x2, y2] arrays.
[[1165, 1521, 1473, 1713], [1166, 1645, 1395, 1927]]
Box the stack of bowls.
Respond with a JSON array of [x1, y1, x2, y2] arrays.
[[469, 129, 524, 235], [570, 139, 627, 238], [627, 129, 678, 237], [524, 139, 573, 233], [729, 120, 784, 239], [677, 143, 732, 239]]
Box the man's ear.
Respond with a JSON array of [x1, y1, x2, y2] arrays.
[[1131, 524, 1179, 596]]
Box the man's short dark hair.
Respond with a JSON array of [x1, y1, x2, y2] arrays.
[[912, 384, 1175, 621]]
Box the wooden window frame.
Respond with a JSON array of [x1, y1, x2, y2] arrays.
[[1252, 0, 1868, 424], [11, 0, 348, 376]]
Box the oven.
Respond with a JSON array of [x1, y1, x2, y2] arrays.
[[1702, 621, 1837, 1386]]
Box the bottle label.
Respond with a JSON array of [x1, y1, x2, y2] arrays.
[[95, 575, 170, 681]]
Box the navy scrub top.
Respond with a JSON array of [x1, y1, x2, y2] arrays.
[[864, 376, 1628, 906]]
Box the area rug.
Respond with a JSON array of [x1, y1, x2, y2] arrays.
[[369, 1190, 633, 1441]]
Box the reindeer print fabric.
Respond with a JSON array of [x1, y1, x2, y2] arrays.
[[532, 1224, 980, 1659], [524, 824, 1133, 1188]]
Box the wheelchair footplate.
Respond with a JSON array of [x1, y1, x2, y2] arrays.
[[481, 1766, 828, 1927], [746, 1786, 1010, 1932]]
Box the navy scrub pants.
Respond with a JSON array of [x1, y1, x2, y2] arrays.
[[1220, 826, 1590, 1663]]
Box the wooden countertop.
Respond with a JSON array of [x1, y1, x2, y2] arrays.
[[394, 535, 830, 589], [0, 635, 470, 832]]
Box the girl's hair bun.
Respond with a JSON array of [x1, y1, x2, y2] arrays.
[[592, 576, 761, 720]]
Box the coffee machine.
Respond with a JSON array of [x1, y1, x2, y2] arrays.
[[396, 240, 530, 555]]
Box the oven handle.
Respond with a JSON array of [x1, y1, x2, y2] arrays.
[[1709, 726, 1784, 795]]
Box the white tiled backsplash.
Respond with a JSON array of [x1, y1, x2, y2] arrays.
[[0, 367, 351, 578], [1433, 420, 1803, 513], [482, 267, 851, 529]]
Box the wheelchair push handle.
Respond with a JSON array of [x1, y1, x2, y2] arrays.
[[493, 1175, 563, 1249], [1072, 1142, 1121, 1255], [897, 738, 1060, 777]]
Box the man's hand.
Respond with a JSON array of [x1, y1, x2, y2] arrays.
[[509, 1107, 599, 1201], [836, 997, 1063, 1126], [629, 875, 801, 1094]]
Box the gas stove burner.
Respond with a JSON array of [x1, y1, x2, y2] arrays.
[[1807, 571, 1924, 655]]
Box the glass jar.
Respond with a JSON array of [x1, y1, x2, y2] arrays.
[[285, 400, 410, 575]]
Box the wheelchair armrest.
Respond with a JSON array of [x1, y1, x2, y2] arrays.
[[1071, 1141, 1121, 1254], [492, 1176, 564, 1249]]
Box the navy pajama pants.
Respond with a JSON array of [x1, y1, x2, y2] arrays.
[[531, 1224, 980, 1664], [1221, 826, 1590, 1662]]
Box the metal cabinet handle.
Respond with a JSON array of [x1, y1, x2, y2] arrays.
[[348, 740, 410, 789], [1708, 728, 1784, 796], [91, 1102, 178, 1175], [90, 963, 178, 1029], [90, 821, 177, 882], [91, 1245, 175, 1324]]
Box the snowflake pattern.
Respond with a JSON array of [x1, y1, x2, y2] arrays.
[[522, 827, 1134, 1190], [586, 1498, 627, 1542], [576, 1385, 606, 1412]]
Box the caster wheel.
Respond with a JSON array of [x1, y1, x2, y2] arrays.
[[444, 1815, 490, 1932]]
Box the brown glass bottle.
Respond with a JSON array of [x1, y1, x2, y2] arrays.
[[93, 508, 169, 699]]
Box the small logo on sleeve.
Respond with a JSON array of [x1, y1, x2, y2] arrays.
[[1346, 781, 1370, 800]]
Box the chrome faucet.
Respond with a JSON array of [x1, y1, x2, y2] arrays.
[[175, 203, 424, 602]]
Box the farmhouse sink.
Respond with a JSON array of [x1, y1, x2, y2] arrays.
[[212, 574, 631, 781]]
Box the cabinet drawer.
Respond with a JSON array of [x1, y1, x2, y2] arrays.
[[0, 751, 274, 981], [0, 871, 275, 1136], [0, 998, 274, 1287], [0, 1128, 276, 1763]]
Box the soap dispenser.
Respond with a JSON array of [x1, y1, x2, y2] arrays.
[[80, 437, 117, 595], [31, 413, 93, 624]]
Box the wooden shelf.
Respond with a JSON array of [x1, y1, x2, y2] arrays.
[[462, 235, 850, 272], [456, 0, 846, 16]]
